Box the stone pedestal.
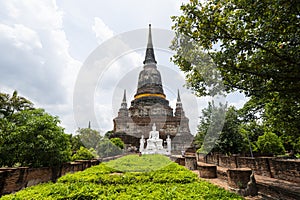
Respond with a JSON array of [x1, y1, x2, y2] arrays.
[[227, 168, 252, 189], [227, 168, 258, 196], [197, 162, 217, 178], [185, 155, 197, 170]]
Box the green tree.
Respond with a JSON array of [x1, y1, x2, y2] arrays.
[[172, 0, 299, 98], [76, 128, 102, 150], [97, 138, 122, 158], [215, 106, 247, 154], [0, 109, 71, 167], [105, 130, 114, 138], [0, 90, 33, 118], [195, 102, 222, 151], [196, 103, 247, 155], [110, 138, 125, 149], [239, 121, 264, 155], [68, 134, 84, 153], [195, 101, 226, 154], [71, 146, 96, 161], [240, 95, 300, 152], [256, 131, 285, 155], [171, 0, 300, 152]]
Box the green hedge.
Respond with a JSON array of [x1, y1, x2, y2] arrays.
[[1, 155, 243, 200]]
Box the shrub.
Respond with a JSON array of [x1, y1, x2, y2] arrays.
[[1, 155, 243, 200], [110, 137, 125, 149], [256, 131, 285, 155], [71, 147, 96, 161]]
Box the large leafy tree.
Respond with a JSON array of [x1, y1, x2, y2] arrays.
[[195, 102, 247, 154], [194, 101, 226, 152], [171, 0, 300, 151], [0, 91, 71, 167], [214, 106, 247, 154], [0, 109, 71, 167], [172, 0, 299, 98]]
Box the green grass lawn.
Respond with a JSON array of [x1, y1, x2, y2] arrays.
[[1, 154, 243, 200], [104, 154, 172, 172]]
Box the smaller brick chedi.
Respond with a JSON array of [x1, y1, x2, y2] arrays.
[[112, 24, 193, 153]]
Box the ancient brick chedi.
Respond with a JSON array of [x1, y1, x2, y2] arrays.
[[112, 24, 193, 152]]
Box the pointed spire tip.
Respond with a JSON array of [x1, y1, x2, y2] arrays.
[[122, 89, 127, 102], [143, 24, 157, 64], [177, 89, 181, 102]]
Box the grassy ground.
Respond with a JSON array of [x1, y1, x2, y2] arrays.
[[104, 154, 172, 172]]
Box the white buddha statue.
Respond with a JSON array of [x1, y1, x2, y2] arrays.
[[146, 123, 163, 151], [166, 135, 171, 153], [139, 135, 145, 152]]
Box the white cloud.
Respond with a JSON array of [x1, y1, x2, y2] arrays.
[[1, 0, 63, 30], [0, 0, 81, 133], [0, 24, 42, 50], [92, 17, 114, 44], [0, 0, 206, 135]]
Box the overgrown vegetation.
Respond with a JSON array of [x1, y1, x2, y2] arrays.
[[0, 91, 71, 167], [71, 146, 96, 161], [73, 128, 124, 159], [1, 155, 243, 199], [195, 102, 291, 156], [172, 0, 300, 155]]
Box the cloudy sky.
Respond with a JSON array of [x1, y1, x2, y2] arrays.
[[0, 0, 246, 135]]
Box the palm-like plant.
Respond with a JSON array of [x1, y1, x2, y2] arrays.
[[0, 90, 33, 118]]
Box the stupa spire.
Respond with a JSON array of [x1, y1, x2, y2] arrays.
[[177, 89, 181, 102], [121, 89, 127, 109], [175, 89, 185, 117], [143, 24, 157, 64], [122, 89, 127, 103]]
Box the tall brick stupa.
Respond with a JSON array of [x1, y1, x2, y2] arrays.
[[112, 24, 193, 153]]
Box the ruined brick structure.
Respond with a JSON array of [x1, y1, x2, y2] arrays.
[[112, 24, 193, 153]]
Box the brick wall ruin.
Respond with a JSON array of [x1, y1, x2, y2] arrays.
[[0, 160, 100, 196], [197, 154, 300, 183]]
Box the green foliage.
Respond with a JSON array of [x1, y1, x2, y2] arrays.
[[239, 121, 264, 155], [195, 103, 247, 155], [256, 131, 285, 155], [172, 0, 299, 99], [171, 0, 300, 153], [1, 155, 243, 200], [110, 137, 125, 149], [104, 130, 114, 138], [214, 106, 247, 154], [71, 147, 96, 161], [76, 128, 102, 150], [195, 101, 226, 154], [97, 138, 122, 158], [68, 134, 84, 153], [0, 90, 33, 118], [0, 109, 71, 167]]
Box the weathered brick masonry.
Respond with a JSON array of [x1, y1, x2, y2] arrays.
[[198, 154, 300, 183]]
